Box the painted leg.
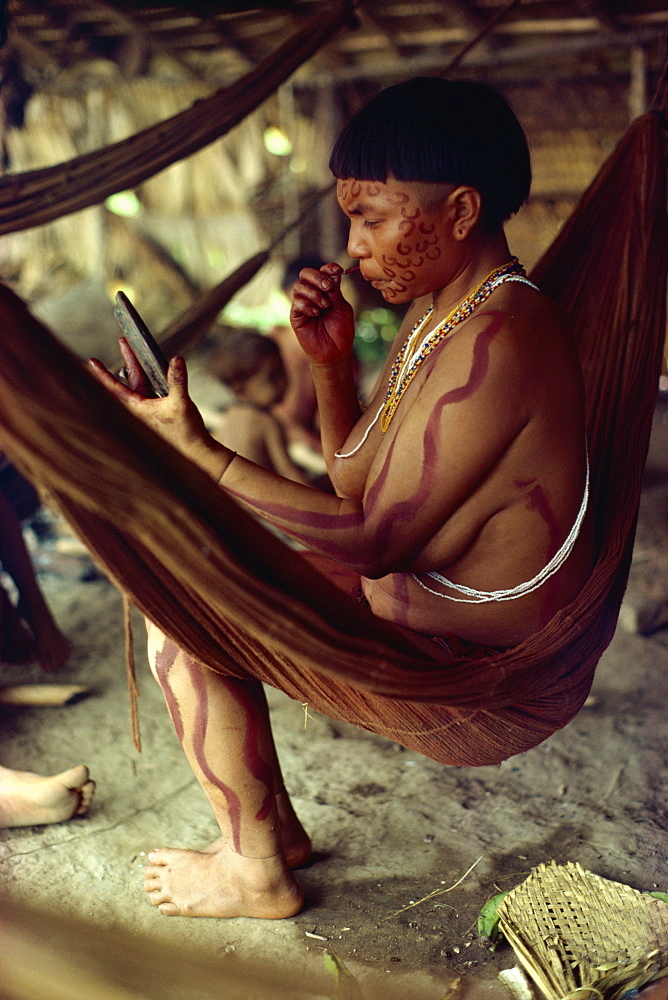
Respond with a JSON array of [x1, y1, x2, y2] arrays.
[[201, 681, 312, 868], [143, 623, 305, 919]]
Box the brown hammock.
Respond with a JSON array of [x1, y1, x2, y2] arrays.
[[0, 0, 354, 236], [0, 110, 665, 767]]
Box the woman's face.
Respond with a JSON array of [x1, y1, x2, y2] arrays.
[[336, 176, 457, 303]]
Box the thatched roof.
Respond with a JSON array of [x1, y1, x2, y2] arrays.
[[3, 0, 667, 95]]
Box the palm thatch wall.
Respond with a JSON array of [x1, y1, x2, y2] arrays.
[[0, 60, 333, 355]]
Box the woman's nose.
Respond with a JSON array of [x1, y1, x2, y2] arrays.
[[347, 222, 367, 259]]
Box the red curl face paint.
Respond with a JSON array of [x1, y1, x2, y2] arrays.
[[336, 178, 449, 304]]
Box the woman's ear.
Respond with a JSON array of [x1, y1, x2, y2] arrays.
[[447, 186, 483, 240]]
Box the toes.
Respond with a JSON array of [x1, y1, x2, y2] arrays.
[[58, 765, 90, 789], [74, 780, 95, 815], [147, 850, 170, 866], [144, 863, 168, 879], [158, 902, 179, 916], [146, 888, 170, 906]]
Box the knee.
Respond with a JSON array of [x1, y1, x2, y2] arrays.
[[145, 622, 171, 682]]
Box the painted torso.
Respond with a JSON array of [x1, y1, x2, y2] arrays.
[[330, 281, 595, 648]]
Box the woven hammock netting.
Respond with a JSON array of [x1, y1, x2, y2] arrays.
[[0, 109, 665, 767]]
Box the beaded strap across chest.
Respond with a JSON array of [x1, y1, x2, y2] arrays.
[[414, 453, 589, 603], [335, 258, 536, 459]]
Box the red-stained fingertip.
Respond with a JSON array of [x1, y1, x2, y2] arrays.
[[169, 356, 186, 381]]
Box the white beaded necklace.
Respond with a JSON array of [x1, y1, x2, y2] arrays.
[[335, 259, 536, 459]]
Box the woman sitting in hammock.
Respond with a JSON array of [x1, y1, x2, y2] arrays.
[[91, 77, 594, 921]]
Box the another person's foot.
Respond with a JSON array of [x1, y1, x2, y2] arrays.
[[143, 842, 304, 919], [0, 764, 95, 827], [202, 789, 312, 868]]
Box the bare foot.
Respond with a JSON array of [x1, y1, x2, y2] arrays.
[[0, 764, 95, 827], [202, 790, 312, 869], [144, 842, 304, 918]]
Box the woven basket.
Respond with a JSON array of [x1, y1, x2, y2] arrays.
[[497, 861, 668, 1000]]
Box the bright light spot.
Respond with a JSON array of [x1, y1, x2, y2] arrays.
[[104, 191, 142, 217], [106, 279, 136, 302], [289, 156, 306, 173], [223, 290, 290, 332], [263, 126, 293, 156]]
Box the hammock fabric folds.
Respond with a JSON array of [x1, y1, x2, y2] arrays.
[[0, 112, 665, 767]]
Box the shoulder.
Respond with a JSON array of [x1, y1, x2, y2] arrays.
[[453, 283, 571, 364], [423, 284, 577, 403], [403, 295, 432, 330]]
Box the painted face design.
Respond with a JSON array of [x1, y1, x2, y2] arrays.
[[336, 178, 448, 302]]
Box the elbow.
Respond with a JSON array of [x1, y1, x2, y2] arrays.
[[356, 560, 386, 580], [354, 549, 401, 580]]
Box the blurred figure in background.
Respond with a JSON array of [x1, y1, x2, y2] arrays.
[[207, 328, 309, 484], [0, 455, 70, 672], [268, 255, 325, 456], [0, 454, 95, 827]]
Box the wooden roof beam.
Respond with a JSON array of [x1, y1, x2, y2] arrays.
[[353, 6, 401, 58], [573, 0, 622, 33], [304, 22, 668, 85], [436, 0, 487, 36], [174, 16, 254, 68]]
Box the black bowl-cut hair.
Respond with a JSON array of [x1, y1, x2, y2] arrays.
[[329, 77, 531, 232]]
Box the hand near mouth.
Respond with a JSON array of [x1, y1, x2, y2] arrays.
[[289, 262, 356, 366]]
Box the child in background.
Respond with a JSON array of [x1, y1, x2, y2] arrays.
[[269, 256, 324, 456], [207, 328, 309, 485]]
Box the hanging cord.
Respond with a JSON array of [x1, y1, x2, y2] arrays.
[[122, 591, 142, 752]]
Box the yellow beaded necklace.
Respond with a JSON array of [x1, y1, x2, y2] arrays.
[[379, 257, 527, 432]]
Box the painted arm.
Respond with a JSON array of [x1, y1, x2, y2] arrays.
[[90, 308, 528, 578], [289, 263, 361, 471]]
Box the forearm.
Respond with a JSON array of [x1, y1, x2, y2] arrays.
[[179, 425, 368, 564], [310, 354, 362, 470], [217, 450, 383, 571]]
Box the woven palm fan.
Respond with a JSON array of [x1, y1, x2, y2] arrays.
[[497, 861, 668, 1000]]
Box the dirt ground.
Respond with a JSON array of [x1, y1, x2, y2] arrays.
[[1, 383, 667, 1000]]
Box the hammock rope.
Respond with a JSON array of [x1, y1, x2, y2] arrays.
[[0, 111, 665, 767]]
